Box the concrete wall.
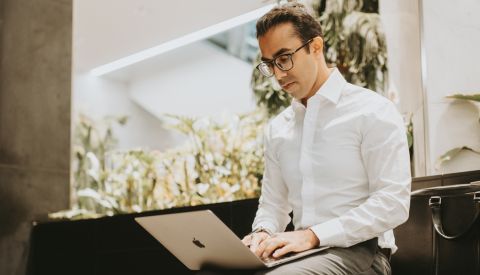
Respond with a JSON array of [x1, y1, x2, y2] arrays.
[[0, 0, 72, 274]]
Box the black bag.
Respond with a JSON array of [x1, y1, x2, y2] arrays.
[[392, 182, 480, 275]]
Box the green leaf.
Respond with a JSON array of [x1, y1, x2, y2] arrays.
[[48, 208, 103, 220], [446, 93, 480, 102], [406, 132, 413, 149], [436, 146, 480, 169], [78, 188, 115, 209], [117, 116, 129, 125]]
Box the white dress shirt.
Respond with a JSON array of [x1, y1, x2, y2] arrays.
[[252, 68, 411, 253]]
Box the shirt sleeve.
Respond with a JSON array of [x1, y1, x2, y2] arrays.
[[310, 101, 411, 248], [252, 123, 292, 234]]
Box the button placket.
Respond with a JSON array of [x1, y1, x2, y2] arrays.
[[300, 99, 322, 227]]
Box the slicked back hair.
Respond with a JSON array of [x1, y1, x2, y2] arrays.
[[256, 2, 323, 53]]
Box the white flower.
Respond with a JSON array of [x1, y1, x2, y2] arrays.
[[86, 152, 100, 182], [196, 183, 210, 195], [132, 171, 141, 180], [192, 117, 210, 131], [230, 184, 240, 193]]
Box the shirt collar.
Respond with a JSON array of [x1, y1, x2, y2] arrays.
[[313, 67, 346, 104], [291, 67, 346, 112]]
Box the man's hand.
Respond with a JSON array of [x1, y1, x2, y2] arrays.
[[255, 229, 320, 259], [242, 231, 270, 254]]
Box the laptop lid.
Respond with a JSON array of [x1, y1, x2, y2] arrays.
[[135, 210, 265, 270]]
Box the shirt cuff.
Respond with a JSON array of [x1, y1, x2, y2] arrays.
[[310, 218, 346, 247], [252, 221, 277, 235]]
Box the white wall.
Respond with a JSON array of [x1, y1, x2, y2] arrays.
[[380, 0, 480, 175], [73, 73, 183, 151], [73, 40, 257, 151], [127, 41, 256, 119], [422, 0, 480, 174]]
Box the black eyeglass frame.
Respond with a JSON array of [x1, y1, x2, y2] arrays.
[[256, 38, 314, 77]]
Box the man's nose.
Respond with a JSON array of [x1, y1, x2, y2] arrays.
[[273, 65, 287, 80]]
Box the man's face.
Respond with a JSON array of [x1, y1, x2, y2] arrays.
[[258, 23, 319, 101]]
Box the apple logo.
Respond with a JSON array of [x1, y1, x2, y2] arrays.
[[192, 238, 206, 248]]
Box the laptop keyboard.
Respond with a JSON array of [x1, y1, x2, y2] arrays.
[[262, 257, 277, 264], [262, 252, 295, 263]]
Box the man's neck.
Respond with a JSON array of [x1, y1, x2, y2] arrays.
[[301, 66, 334, 107]]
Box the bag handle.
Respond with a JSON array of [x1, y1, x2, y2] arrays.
[[428, 191, 480, 240]]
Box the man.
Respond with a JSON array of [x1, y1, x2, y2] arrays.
[[240, 2, 411, 275]]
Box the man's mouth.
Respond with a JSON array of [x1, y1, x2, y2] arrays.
[[281, 81, 295, 90]]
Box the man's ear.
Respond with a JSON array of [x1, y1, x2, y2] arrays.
[[310, 36, 324, 56]]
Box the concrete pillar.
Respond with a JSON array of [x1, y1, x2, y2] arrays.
[[379, 0, 426, 176], [0, 0, 72, 274]]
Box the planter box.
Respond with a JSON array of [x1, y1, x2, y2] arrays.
[[30, 198, 260, 275]]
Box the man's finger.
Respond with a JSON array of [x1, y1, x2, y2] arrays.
[[250, 233, 267, 254], [241, 234, 252, 246], [272, 244, 294, 258], [261, 238, 288, 259]]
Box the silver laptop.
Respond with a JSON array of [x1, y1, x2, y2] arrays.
[[135, 210, 329, 270]]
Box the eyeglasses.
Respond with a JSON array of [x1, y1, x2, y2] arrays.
[[256, 38, 313, 78]]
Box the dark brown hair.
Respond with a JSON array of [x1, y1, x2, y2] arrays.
[[256, 2, 323, 50]]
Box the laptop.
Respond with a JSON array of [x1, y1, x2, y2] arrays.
[[135, 210, 329, 270]]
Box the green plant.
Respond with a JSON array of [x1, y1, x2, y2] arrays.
[[436, 93, 480, 169], [50, 111, 266, 220], [163, 111, 266, 203], [318, 0, 388, 94], [63, 114, 128, 218], [404, 113, 414, 173]]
